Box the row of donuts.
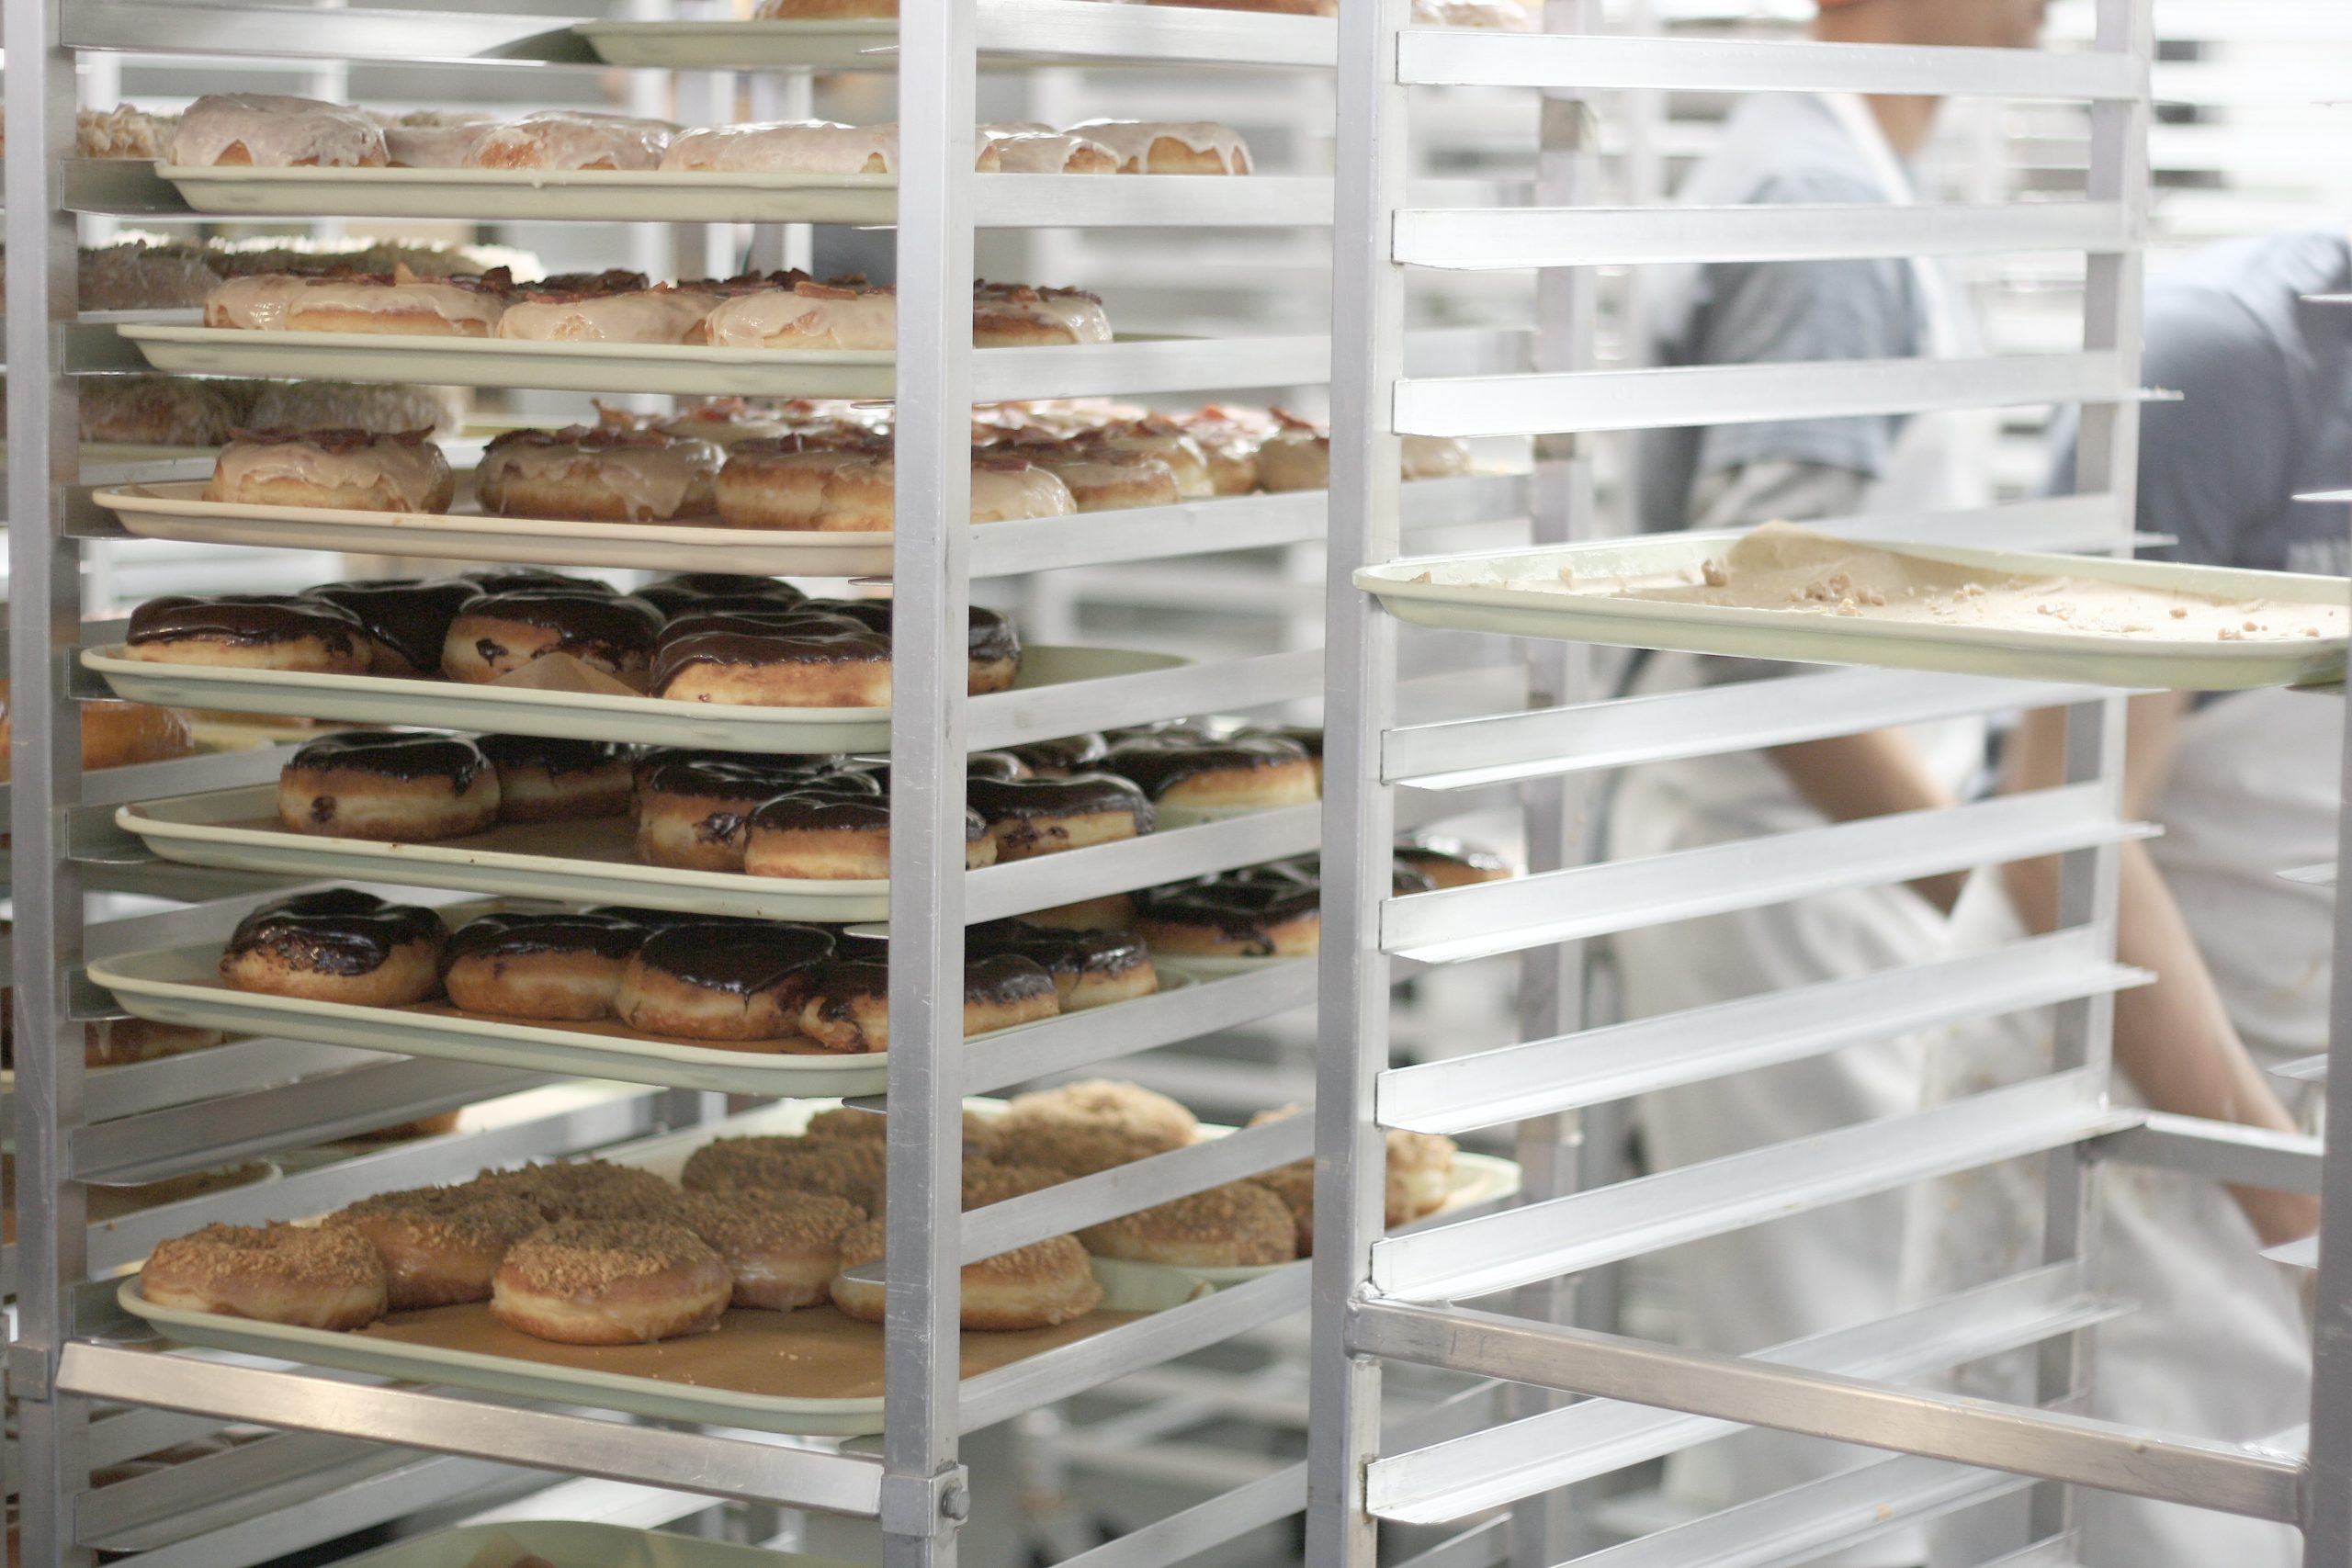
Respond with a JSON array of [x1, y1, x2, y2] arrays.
[[3, 233, 523, 315], [124, 570, 1017, 706], [165, 94, 1255, 178], [756, 0, 1535, 28], [220, 890, 1148, 1051]]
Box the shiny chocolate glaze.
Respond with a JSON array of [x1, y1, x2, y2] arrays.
[[128, 593, 367, 654], [639, 754, 864, 804], [455, 567, 612, 596], [967, 773, 1153, 832], [450, 589, 662, 669], [586, 905, 771, 934], [1009, 733, 1107, 776], [1099, 733, 1312, 800], [805, 949, 1056, 1011], [814, 599, 1021, 666], [303, 578, 477, 673], [474, 734, 631, 779], [1243, 724, 1323, 760], [967, 918, 1148, 980], [285, 731, 490, 791], [1395, 835, 1510, 878], [965, 750, 1026, 783], [224, 889, 447, 977], [634, 572, 806, 620], [649, 614, 890, 695], [441, 910, 646, 971], [632, 921, 833, 998], [1135, 862, 1320, 953]]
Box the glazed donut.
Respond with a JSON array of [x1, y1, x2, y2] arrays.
[[613, 922, 835, 1042], [1009, 733, 1108, 778], [794, 947, 1057, 1053], [1027, 449, 1182, 513], [490, 1219, 730, 1345], [1413, 0, 1533, 26], [204, 266, 510, 337], [475, 735, 633, 824], [1135, 859, 1324, 958], [77, 375, 238, 446], [440, 911, 646, 1021], [78, 104, 177, 161], [1001, 1079, 1198, 1153], [333, 1186, 545, 1309], [476, 426, 723, 523], [635, 754, 848, 873], [972, 455, 1082, 523], [1064, 119, 1252, 175], [277, 732, 500, 840], [470, 1159, 682, 1224], [1079, 1180, 1296, 1269], [1384, 1128, 1458, 1224], [967, 773, 1154, 863], [376, 108, 498, 169], [441, 589, 664, 687], [220, 890, 447, 1007], [642, 400, 795, 449], [659, 120, 993, 176], [1251, 412, 1332, 492], [967, 920, 1158, 1010], [1402, 432, 1475, 479], [465, 110, 676, 172], [700, 277, 900, 351], [1074, 417, 1215, 500], [12, 698, 197, 774], [302, 577, 479, 677], [673, 1189, 865, 1311], [166, 93, 387, 168], [246, 381, 468, 438], [497, 278, 718, 346], [1100, 732, 1318, 812], [714, 442, 1078, 531], [140, 1222, 387, 1330], [206, 428, 454, 515], [681, 1135, 887, 1211], [980, 123, 1119, 175], [126, 592, 371, 674], [83, 1017, 226, 1068], [831, 1219, 1102, 1332], [79, 241, 222, 311], [1393, 835, 1515, 890], [973, 282, 1114, 347], [1173, 405, 1275, 494], [633, 571, 806, 620]]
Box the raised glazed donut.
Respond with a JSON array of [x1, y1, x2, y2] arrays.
[[662, 120, 910, 176], [376, 107, 497, 169], [980, 123, 1119, 175], [831, 1219, 1102, 1331], [0, 697, 198, 775], [967, 773, 1154, 862], [1079, 1181, 1297, 1269], [1026, 449, 1182, 513], [967, 920, 1158, 1010], [465, 111, 676, 173], [490, 1219, 731, 1345], [247, 380, 466, 438], [475, 734, 633, 824], [440, 910, 646, 1021], [303, 577, 479, 677], [673, 1189, 865, 1311], [442, 589, 664, 687], [476, 426, 723, 522], [496, 276, 718, 346], [614, 921, 835, 1042], [1064, 119, 1252, 175], [167, 93, 387, 168], [277, 732, 499, 840], [126, 592, 371, 674], [140, 1222, 387, 1329], [333, 1186, 545, 1309], [203, 266, 510, 338], [973, 282, 1114, 347], [205, 428, 453, 514], [1100, 730, 1318, 811], [715, 442, 1079, 531], [77, 374, 237, 446], [220, 890, 447, 1007]]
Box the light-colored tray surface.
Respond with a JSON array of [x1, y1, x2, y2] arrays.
[[334, 1522, 860, 1568], [1359, 534, 2352, 692], [100, 480, 896, 579], [577, 17, 932, 68], [1149, 952, 1310, 980], [156, 164, 899, 224], [88, 910, 1193, 1100], [116, 785, 892, 922], [83, 645, 1185, 753]]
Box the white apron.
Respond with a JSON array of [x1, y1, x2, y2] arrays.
[[1607, 95, 1999, 1561], [1914, 682, 2335, 1568]]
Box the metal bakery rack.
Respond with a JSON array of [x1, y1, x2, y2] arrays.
[[1317, 2, 2352, 1566]]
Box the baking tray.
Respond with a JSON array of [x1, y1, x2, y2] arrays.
[[98, 480, 897, 579], [333, 1522, 861, 1568], [1148, 953, 1311, 980], [156, 164, 899, 225], [1358, 535, 2352, 693], [119, 1251, 1203, 1436], [82, 645, 1186, 753], [577, 18, 944, 69], [87, 910, 1194, 1099]]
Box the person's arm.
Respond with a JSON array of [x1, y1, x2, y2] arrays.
[[2002, 697, 2317, 1246]]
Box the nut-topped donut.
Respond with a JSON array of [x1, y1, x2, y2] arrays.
[[1000, 1079, 1198, 1152], [442, 588, 664, 687], [277, 731, 500, 841], [440, 910, 648, 1021], [126, 592, 372, 674], [967, 919, 1158, 1010], [1079, 1180, 1297, 1269], [490, 1218, 730, 1345], [140, 1222, 387, 1330], [795, 941, 1058, 1053], [303, 577, 479, 677], [613, 921, 836, 1042], [476, 425, 723, 523], [831, 1218, 1101, 1332], [220, 889, 447, 1007], [1099, 730, 1318, 812], [967, 773, 1154, 863], [672, 1189, 865, 1311], [167, 93, 388, 168], [681, 1134, 888, 1211], [332, 1186, 545, 1309], [1070, 415, 1215, 500], [475, 734, 634, 824], [204, 428, 454, 514], [1172, 404, 1274, 494], [635, 753, 853, 872]]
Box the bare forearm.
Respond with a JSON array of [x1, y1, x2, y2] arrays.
[[1770, 731, 1965, 912]]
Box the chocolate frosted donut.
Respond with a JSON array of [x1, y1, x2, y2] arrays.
[[742, 776, 993, 881], [831, 600, 1022, 694], [304, 577, 478, 677], [220, 889, 447, 1006], [796, 946, 1057, 1053], [126, 592, 370, 674], [1100, 732, 1317, 811], [1136, 859, 1322, 959], [277, 731, 498, 840], [614, 920, 835, 1041], [455, 567, 610, 597], [967, 919, 1157, 1010], [966, 749, 1027, 782], [441, 909, 646, 1020], [442, 588, 662, 687], [650, 605, 894, 707], [967, 773, 1153, 863], [635, 571, 807, 620], [474, 734, 633, 823], [1394, 834, 1514, 890], [636, 753, 857, 871], [1010, 733, 1107, 777]]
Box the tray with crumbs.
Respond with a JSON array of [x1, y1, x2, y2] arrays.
[[154, 164, 899, 225], [334, 1521, 864, 1568], [82, 645, 1186, 754], [87, 899, 1197, 1099]]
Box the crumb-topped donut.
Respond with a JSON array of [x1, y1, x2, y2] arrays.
[[490, 1218, 730, 1345], [476, 425, 723, 523], [497, 275, 718, 346], [302, 577, 479, 677], [475, 734, 633, 824], [204, 265, 510, 337], [246, 380, 467, 438], [673, 1189, 865, 1311], [204, 428, 453, 515], [635, 754, 850, 873], [967, 920, 1158, 1010], [440, 910, 646, 1021], [79, 240, 224, 311], [277, 731, 499, 841], [141, 1222, 387, 1330], [1001, 1079, 1196, 1157], [831, 1218, 1102, 1331], [614, 921, 835, 1042], [1080, 1180, 1296, 1269], [794, 944, 1058, 1052], [167, 93, 387, 168], [967, 773, 1154, 863], [681, 1134, 888, 1211], [442, 588, 663, 687], [465, 110, 676, 172], [76, 374, 238, 446], [469, 1159, 680, 1224], [1100, 731, 1318, 812], [126, 592, 371, 674], [803, 1106, 1005, 1161], [333, 1186, 544, 1309], [1065, 119, 1252, 175], [220, 889, 447, 1007], [1247, 1107, 1455, 1230]]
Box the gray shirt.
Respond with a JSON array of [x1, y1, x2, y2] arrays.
[[2051, 228, 2352, 577], [1633, 91, 1930, 535]]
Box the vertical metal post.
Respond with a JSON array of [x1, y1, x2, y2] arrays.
[[885, 1, 977, 1563], [1310, 0, 1408, 1564], [6, 0, 94, 1559], [2031, 0, 2151, 1541]]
